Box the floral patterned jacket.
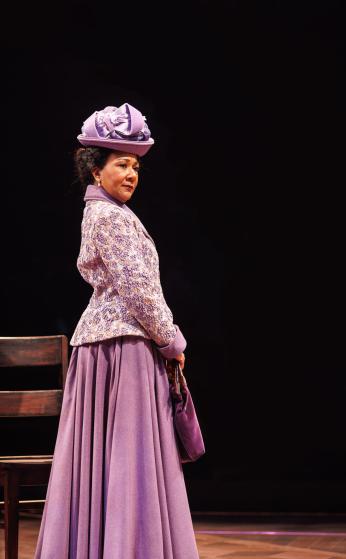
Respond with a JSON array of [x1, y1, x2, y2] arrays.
[[69, 184, 186, 359]]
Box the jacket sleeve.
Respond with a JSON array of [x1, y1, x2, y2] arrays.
[[92, 208, 186, 358]]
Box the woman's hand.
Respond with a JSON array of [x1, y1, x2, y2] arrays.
[[164, 353, 185, 384], [165, 352, 185, 372], [173, 352, 185, 370]]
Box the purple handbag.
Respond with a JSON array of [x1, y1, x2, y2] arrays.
[[168, 359, 205, 463]]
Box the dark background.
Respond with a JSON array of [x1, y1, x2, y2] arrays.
[[0, 1, 345, 511]]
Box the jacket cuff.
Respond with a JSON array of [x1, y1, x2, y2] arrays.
[[155, 324, 187, 359]]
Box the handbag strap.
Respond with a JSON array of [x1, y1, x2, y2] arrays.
[[174, 360, 187, 389]]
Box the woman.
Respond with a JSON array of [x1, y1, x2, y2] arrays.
[[34, 102, 200, 558]]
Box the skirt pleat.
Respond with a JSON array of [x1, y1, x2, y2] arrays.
[[34, 335, 199, 559]]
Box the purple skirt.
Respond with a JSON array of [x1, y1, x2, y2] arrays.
[[34, 335, 199, 559]]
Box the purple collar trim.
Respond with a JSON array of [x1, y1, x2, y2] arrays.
[[84, 184, 126, 207]]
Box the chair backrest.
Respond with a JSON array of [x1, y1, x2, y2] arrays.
[[0, 335, 69, 418]]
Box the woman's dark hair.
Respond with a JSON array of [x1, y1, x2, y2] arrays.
[[73, 146, 114, 194]]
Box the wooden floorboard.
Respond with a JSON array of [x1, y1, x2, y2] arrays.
[[0, 513, 345, 558]]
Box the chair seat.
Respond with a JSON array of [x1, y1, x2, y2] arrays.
[[0, 456, 53, 485]]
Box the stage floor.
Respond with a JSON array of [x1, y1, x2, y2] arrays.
[[1, 512, 346, 558]]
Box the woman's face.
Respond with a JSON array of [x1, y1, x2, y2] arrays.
[[93, 151, 140, 203]]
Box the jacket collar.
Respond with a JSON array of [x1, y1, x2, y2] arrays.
[[84, 184, 126, 208]]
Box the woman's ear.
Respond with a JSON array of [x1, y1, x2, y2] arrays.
[[91, 167, 100, 183]]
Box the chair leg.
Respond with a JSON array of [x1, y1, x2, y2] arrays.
[[4, 470, 19, 559]]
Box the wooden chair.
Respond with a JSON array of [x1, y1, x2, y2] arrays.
[[0, 335, 69, 559]]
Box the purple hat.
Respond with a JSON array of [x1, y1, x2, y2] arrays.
[[77, 102, 154, 156]]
